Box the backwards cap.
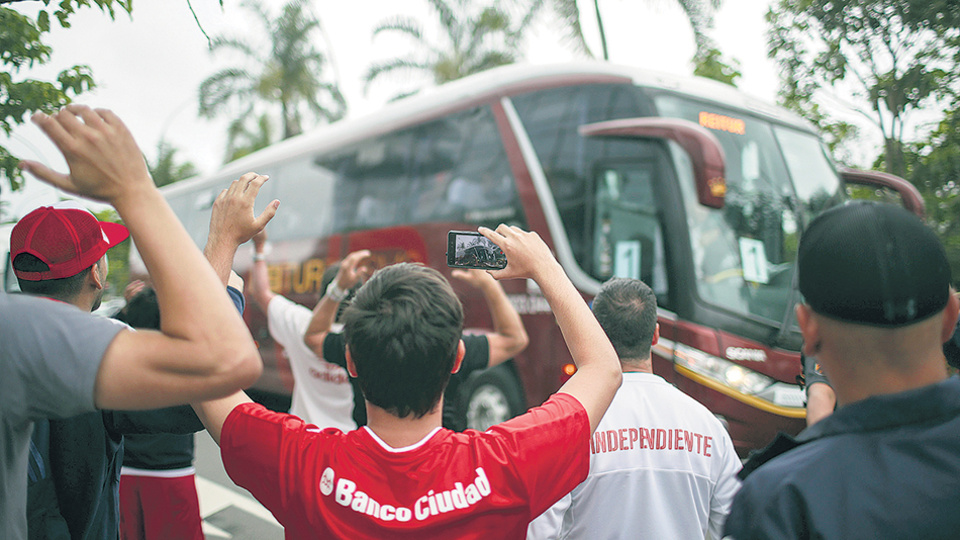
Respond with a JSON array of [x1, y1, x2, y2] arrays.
[[798, 200, 951, 327], [10, 204, 129, 281]]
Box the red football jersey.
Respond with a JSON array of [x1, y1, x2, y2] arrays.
[[221, 393, 589, 539]]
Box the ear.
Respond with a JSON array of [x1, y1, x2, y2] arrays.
[[651, 323, 660, 347], [451, 339, 465, 374], [940, 292, 960, 344], [345, 346, 358, 378], [89, 261, 105, 290], [796, 303, 820, 357]]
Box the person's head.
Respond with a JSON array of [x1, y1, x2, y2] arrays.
[[592, 278, 659, 368], [343, 263, 464, 419], [796, 201, 958, 381], [11, 205, 128, 310], [114, 286, 160, 330]]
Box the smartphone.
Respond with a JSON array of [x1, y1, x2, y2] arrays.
[[446, 230, 507, 270]]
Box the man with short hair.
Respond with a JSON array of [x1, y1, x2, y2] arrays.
[[247, 230, 370, 431], [723, 201, 960, 539], [527, 277, 741, 540], [191, 216, 622, 538], [1, 105, 262, 540]]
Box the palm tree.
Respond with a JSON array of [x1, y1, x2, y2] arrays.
[[363, 0, 535, 99], [198, 0, 345, 158], [544, 0, 722, 61], [147, 139, 200, 188]]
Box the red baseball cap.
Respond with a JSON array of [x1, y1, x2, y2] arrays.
[[10, 205, 130, 281]]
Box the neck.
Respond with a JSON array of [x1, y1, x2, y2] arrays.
[[821, 319, 950, 406], [831, 352, 948, 406], [620, 357, 653, 373], [364, 400, 444, 449]]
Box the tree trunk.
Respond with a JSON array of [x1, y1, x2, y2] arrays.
[[594, 0, 608, 61], [884, 137, 907, 179]]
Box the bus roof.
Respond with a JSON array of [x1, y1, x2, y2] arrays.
[[165, 61, 814, 195]]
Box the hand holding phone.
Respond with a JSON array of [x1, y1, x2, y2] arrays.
[[446, 230, 508, 270]]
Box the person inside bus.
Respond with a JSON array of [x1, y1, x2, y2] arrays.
[[247, 229, 370, 431], [300, 250, 530, 431], [724, 201, 960, 539], [189, 192, 624, 537]]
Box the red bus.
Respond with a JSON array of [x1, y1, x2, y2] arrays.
[[138, 62, 921, 455]]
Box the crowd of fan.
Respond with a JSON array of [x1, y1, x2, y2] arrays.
[[2, 105, 959, 540]]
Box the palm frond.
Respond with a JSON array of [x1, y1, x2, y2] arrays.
[[551, 0, 593, 57], [372, 16, 425, 41], [198, 67, 256, 117]]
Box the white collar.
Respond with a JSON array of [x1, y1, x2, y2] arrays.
[[362, 426, 442, 453]]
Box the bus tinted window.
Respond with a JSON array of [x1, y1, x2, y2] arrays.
[[271, 155, 337, 241], [511, 84, 670, 303], [409, 107, 525, 229], [655, 95, 843, 323], [319, 106, 525, 233]]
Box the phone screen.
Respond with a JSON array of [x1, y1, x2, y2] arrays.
[[446, 231, 507, 270]]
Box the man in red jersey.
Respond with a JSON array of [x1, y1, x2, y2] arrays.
[[191, 194, 622, 538]]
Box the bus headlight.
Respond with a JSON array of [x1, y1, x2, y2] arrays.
[[673, 342, 804, 408]]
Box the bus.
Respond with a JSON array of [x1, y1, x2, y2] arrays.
[[139, 62, 921, 455]]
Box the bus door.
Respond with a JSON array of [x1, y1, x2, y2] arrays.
[[586, 156, 678, 383]]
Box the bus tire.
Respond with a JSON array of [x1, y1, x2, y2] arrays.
[[462, 363, 526, 432]]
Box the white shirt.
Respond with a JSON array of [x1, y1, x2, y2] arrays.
[[527, 372, 741, 540], [266, 295, 354, 431]]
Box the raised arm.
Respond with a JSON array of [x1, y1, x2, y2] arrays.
[[190, 173, 279, 443], [482, 225, 621, 433], [450, 268, 529, 367], [303, 249, 372, 356], [21, 105, 263, 410], [247, 230, 277, 312]]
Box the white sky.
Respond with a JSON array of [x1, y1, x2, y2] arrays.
[[4, 0, 800, 217]]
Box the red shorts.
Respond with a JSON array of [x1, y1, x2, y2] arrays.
[[119, 473, 203, 540]]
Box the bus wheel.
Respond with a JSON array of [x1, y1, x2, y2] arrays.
[[463, 364, 525, 431]]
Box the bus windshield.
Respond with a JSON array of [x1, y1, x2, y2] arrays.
[[655, 96, 844, 323]]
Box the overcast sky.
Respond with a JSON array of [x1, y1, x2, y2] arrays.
[[4, 0, 789, 216]]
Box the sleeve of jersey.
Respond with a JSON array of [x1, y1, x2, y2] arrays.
[[459, 334, 490, 376], [4, 296, 123, 420], [484, 392, 590, 518], [322, 332, 348, 368], [227, 286, 245, 314], [266, 295, 308, 350], [220, 402, 318, 523]]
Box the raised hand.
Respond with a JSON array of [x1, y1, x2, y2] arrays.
[[334, 250, 374, 291], [478, 224, 561, 282], [20, 105, 153, 205], [208, 173, 280, 249]]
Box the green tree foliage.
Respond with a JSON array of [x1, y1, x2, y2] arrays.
[[1, 0, 132, 193], [147, 139, 199, 188], [693, 45, 741, 87], [540, 0, 722, 61], [903, 105, 960, 281], [91, 207, 130, 299], [198, 0, 345, 159], [363, 0, 532, 98], [224, 112, 274, 162], [767, 0, 960, 175]]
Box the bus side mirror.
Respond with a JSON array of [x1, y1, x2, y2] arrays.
[[838, 168, 926, 218], [579, 118, 726, 209]]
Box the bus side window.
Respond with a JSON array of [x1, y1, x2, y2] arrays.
[[272, 154, 336, 240], [327, 131, 414, 232], [409, 106, 526, 229]]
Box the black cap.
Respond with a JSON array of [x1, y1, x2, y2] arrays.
[[798, 201, 951, 327]]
